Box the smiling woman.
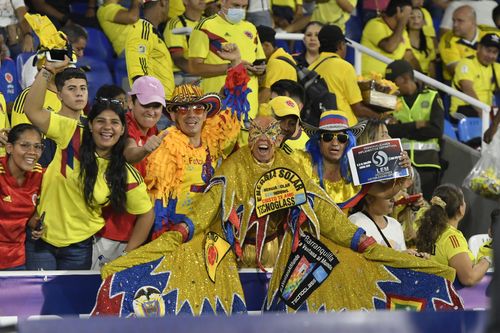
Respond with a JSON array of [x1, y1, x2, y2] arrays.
[[0, 124, 44, 270]]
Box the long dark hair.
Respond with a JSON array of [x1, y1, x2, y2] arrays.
[[415, 184, 464, 253], [79, 100, 128, 212], [407, 7, 429, 57]]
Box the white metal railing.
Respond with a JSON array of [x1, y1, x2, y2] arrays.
[[275, 32, 491, 143]]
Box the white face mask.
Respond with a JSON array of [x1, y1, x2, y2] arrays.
[[226, 7, 245, 24]]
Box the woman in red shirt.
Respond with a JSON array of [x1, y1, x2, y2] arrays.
[[0, 124, 44, 270]]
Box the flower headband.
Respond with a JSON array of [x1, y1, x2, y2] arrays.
[[430, 196, 446, 209]]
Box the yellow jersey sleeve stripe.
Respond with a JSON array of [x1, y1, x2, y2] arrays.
[[126, 163, 144, 184], [13, 88, 30, 114]]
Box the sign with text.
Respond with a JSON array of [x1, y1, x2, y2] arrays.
[[254, 168, 307, 217], [279, 233, 338, 310], [348, 139, 410, 186]]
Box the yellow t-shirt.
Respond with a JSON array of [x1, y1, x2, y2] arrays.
[[11, 88, 61, 127], [97, 3, 134, 55], [421, 7, 436, 38], [0, 93, 8, 157], [309, 52, 361, 125], [189, 14, 265, 121], [168, 0, 185, 19], [311, 0, 357, 32], [361, 17, 412, 75], [272, 0, 303, 11], [39, 112, 152, 247], [450, 56, 500, 113], [263, 47, 297, 89], [411, 35, 436, 76], [125, 19, 175, 98], [281, 128, 309, 155], [438, 26, 500, 80], [431, 225, 474, 267], [164, 14, 200, 73]]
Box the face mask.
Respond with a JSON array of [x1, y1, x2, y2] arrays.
[[226, 7, 245, 24]]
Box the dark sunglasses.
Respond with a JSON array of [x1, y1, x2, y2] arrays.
[[320, 132, 349, 144], [96, 97, 125, 108]]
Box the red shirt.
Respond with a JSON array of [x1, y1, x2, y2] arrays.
[[0, 156, 43, 269], [99, 112, 157, 242]]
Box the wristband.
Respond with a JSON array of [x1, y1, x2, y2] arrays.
[[358, 236, 377, 253]]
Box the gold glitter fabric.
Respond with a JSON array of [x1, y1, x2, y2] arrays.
[[95, 146, 458, 316]]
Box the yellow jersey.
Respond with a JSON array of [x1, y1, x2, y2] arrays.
[[0, 93, 7, 157], [450, 56, 500, 113], [164, 14, 200, 73], [39, 112, 152, 247], [438, 25, 500, 80], [11, 87, 61, 127], [421, 7, 436, 38], [97, 3, 134, 55], [271, 0, 302, 11], [311, 0, 357, 32], [361, 17, 412, 75], [281, 128, 309, 155], [125, 19, 175, 98], [309, 52, 361, 125], [431, 224, 474, 267], [263, 47, 297, 89], [411, 35, 436, 76], [189, 14, 265, 121]]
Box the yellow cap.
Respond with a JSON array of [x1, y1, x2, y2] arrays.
[[268, 96, 300, 118]]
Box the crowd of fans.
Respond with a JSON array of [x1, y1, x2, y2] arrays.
[[0, 0, 498, 293]]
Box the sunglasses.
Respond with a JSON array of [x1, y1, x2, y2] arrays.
[[320, 132, 349, 144], [175, 104, 206, 115], [96, 97, 125, 108], [16, 142, 45, 152]]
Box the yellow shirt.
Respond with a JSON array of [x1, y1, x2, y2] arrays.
[[0, 93, 7, 157], [361, 17, 412, 75], [11, 88, 61, 127], [309, 52, 361, 125], [189, 14, 265, 122], [97, 3, 134, 55], [431, 225, 474, 267], [125, 19, 175, 98], [281, 128, 309, 155], [438, 26, 500, 80], [168, 0, 185, 19], [164, 14, 200, 73], [421, 7, 436, 38], [311, 0, 357, 32], [411, 35, 436, 76], [39, 112, 152, 247], [272, 0, 302, 11], [263, 47, 297, 89], [450, 56, 500, 113]]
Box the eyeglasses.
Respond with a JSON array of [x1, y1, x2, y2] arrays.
[[96, 97, 125, 108], [16, 142, 45, 152], [320, 132, 348, 144], [175, 104, 206, 115]]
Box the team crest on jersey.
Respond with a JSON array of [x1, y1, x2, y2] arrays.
[[244, 31, 253, 39], [138, 45, 146, 54], [4, 73, 13, 83]]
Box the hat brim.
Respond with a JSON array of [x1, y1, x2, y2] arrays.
[[165, 93, 222, 118], [133, 93, 166, 107], [301, 119, 367, 138]]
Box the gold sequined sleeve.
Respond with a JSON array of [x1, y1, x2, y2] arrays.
[[190, 181, 224, 238]]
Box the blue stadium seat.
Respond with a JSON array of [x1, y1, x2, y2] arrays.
[[77, 56, 113, 103], [84, 27, 115, 64], [443, 118, 458, 140], [457, 117, 482, 143], [345, 15, 362, 42], [16, 52, 35, 86], [70, 2, 88, 15], [113, 57, 128, 89]]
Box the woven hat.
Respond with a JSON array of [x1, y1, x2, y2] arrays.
[[302, 110, 366, 137], [165, 84, 221, 118]]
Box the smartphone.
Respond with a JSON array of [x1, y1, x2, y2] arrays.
[[253, 59, 265, 66], [45, 49, 68, 62], [35, 212, 45, 231], [394, 194, 422, 206]]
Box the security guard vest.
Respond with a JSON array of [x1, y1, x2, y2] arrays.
[[394, 90, 441, 169]]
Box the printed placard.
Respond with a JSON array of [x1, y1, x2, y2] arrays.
[[348, 138, 410, 186], [204, 232, 231, 283], [254, 168, 307, 217], [279, 233, 339, 310]]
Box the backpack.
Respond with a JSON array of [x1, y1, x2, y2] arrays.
[[277, 55, 338, 126]]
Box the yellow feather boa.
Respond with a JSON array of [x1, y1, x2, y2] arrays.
[[145, 109, 240, 203]]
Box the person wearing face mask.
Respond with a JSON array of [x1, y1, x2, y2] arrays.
[[93, 114, 462, 316], [188, 0, 266, 144], [142, 43, 243, 240]]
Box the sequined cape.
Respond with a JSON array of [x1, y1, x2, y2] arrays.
[[93, 147, 461, 316]]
